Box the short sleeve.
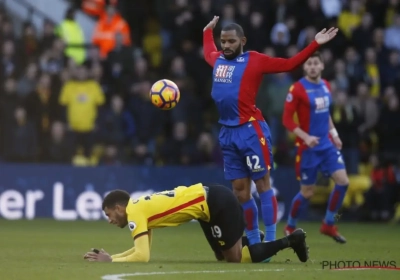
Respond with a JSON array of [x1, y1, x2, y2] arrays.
[[126, 206, 149, 239]]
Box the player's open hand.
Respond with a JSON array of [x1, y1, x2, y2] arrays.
[[315, 27, 338, 45], [83, 248, 112, 262], [304, 135, 320, 148], [332, 136, 342, 150], [203, 16, 219, 32]]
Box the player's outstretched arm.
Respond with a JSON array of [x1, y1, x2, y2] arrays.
[[203, 16, 221, 67], [111, 247, 136, 259], [256, 27, 338, 74], [282, 86, 301, 132], [282, 85, 319, 148], [111, 234, 151, 262]]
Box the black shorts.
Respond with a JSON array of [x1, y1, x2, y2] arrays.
[[198, 184, 245, 251]]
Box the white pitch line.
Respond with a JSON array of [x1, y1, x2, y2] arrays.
[[102, 268, 320, 280]]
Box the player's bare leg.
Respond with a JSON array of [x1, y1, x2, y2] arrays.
[[285, 184, 314, 236], [320, 169, 349, 244], [232, 177, 252, 202], [221, 238, 243, 262], [254, 172, 278, 242], [232, 178, 262, 245]]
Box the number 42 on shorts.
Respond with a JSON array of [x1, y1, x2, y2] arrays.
[[246, 155, 261, 171]]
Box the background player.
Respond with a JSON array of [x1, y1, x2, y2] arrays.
[[83, 183, 309, 263], [202, 15, 338, 247], [282, 52, 349, 243]]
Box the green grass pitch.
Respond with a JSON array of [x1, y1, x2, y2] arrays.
[[1, 220, 399, 280]]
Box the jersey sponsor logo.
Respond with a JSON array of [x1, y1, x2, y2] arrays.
[[214, 65, 235, 83], [314, 96, 330, 113], [286, 93, 293, 102], [128, 221, 136, 231], [77, 93, 88, 102]]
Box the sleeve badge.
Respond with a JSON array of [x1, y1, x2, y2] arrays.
[[128, 221, 136, 231]]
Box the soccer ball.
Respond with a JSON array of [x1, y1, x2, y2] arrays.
[[149, 79, 180, 110]]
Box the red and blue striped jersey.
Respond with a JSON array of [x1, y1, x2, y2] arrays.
[[203, 29, 320, 127], [282, 77, 333, 150]]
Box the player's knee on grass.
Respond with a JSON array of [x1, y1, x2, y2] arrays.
[[331, 169, 349, 186], [232, 178, 252, 203], [214, 250, 225, 261], [221, 239, 242, 263], [254, 173, 271, 193], [300, 185, 315, 199]]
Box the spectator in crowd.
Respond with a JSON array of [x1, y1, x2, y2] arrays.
[[376, 93, 400, 159], [0, 18, 14, 42], [365, 156, 399, 221], [40, 20, 57, 54], [384, 13, 400, 52], [106, 32, 134, 92], [42, 121, 73, 163], [338, 0, 364, 39], [19, 23, 39, 68], [142, 18, 162, 69], [5, 107, 37, 162], [352, 12, 374, 54], [364, 47, 381, 98], [92, 4, 131, 59], [257, 72, 292, 149], [343, 46, 365, 92], [56, 8, 86, 65], [1, 40, 19, 83], [1, 77, 22, 155], [59, 65, 105, 159], [98, 94, 135, 147], [352, 82, 379, 139], [39, 38, 67, 76], [381, 50, 400, 90], [16, 62, 39, 98], [331, 90, 361, 174], [99, 144, 122, 165], [26, 72, 62, 159], [82, 0, 118, 17]]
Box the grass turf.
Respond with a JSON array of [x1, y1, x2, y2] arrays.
[[0, 220, 399, 280]]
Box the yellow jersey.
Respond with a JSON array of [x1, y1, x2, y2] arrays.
[[59, 80, 105, 132], [126, 183, 210, 240]]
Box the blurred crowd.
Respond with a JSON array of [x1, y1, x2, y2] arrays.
[[1, 0, 400, 221], [0, 0, 400, 176]]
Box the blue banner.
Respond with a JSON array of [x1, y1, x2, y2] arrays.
[[0, 164, 300, 220]]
